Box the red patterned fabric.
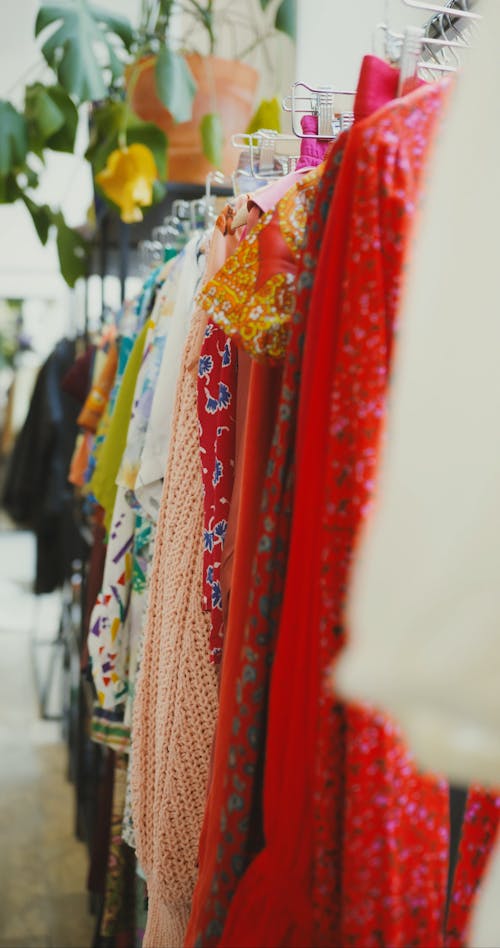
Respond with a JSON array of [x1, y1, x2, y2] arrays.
[[446, 788, 500, 947], [197, 324, 237, 662], [220, 82, 450, 948], [185, 146, 344, 948], [187, 75, 497, 948]]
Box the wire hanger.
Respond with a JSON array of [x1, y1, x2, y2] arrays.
[[401, 0, 480, 19], [204, 171, 234, 224], [282, 81, 356, 140], [398, 0, 478, 91], [398, 25, 426, 94], [232, 130, 300, 181]]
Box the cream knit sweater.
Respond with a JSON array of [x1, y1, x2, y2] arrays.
[[131, 303, 218, 947]]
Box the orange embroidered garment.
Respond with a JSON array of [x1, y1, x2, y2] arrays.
[[198, 167, 323, 364]]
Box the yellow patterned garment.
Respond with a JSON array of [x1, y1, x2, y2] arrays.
[[198, 166, 323, 363]]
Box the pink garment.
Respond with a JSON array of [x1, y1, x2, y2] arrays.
[[354, 54, 426, 123], [296, 114, 330, 170], [355, 55, 399, 122], [248, 170, 307, 217], [245, 115, 331, 224], [245, 169, 311, 233]]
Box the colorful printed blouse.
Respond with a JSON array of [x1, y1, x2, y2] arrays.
[[88, 251, 196, 714], [134, 233, 207, 523], [198, 166, 324, 365], [84, 268, 161, 502], [87, 272, 168, 711], [117, 255, 182, 500], [194, 173, 326, 664], [89, 484, 135, 709], [78, 340, 118, 433]]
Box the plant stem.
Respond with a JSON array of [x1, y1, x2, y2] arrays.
[[183, 0, 215, 54], [236, 26, 278, 61], [125, 56, 153, 106], [153, 0, 175, 39]]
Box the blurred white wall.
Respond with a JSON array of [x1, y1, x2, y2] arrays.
[[296, 0, 429, 88]]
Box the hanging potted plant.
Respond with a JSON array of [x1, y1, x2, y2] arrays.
[[35, 0, 294, 189], [0, 0, 295, 286], [125, 0, 259, 182]]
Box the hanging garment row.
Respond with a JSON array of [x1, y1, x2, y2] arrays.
[[4, 3, 498, 945]]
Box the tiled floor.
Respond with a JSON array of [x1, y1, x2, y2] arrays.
[[0, 526, 94, 948]]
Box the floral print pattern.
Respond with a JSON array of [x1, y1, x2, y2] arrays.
[[188, 84, 490, 948], [118, 256, 182, 497], [198, 173, 318, 364], [446, 788, 500, 947], [197, 323, 236, 662], [88, 487, 134, 709], [216, 79, 497, 948], [185, 159, 330, 948]]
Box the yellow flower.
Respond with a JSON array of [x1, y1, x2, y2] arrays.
[[96, 143, 157, 223]]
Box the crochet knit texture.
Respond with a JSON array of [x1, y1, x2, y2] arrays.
[[131, 304, 218, 947]]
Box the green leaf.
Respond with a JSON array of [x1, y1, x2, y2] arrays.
[[22, 164, 41, 189], [0, 102, 28, 176], [25, 83, 79, 153], [151, 179, 167, 205], [0, 174, 22, 204], [44, 86, 79, 151], [35, 0, 135, 103], [154, 46, 196, 124], [22, 196, 53, 245], [258, 0, 296, 38], [200, 112, 223, 168], [246, 97, 281, 134], [276, 0, 296, 39], [53, 212, 89, 287], [25, 83, 64, 141], [85, 99, 127, 172]]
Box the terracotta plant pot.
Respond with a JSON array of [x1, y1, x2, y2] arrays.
[[127, 53, 259, 184]]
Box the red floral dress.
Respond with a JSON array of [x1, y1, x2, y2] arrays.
[[219, 82, 451, 948]]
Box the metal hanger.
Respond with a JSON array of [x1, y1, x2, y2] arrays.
[[232, 130, 300, 181], [401, 0, 480, 20], [282, 81, 356, 140], [398, 25, 426, 94], [204, 171, 234, 225], [418, 13, 462, 76]]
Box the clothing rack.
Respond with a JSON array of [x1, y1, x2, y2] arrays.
[[282, 81, 356, 140], [86, 179, 234, 321], [232, 131, 301, 180], [137, 174, 234, 273], [404, 0, 479, 21], [421, 0, 480, 58], [231, 82, 357, 186], [397, 0, 479, 89], [36, 18, 496, 943]]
